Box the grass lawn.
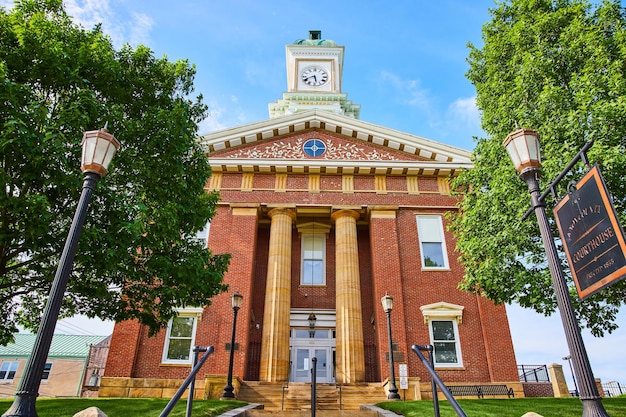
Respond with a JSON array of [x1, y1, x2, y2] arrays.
[[378, 397, 626, 417], [0, 398, 247, 417], [1, 397, 625, 416]]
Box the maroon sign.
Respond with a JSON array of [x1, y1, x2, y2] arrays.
[[554, 165, 626, 300]]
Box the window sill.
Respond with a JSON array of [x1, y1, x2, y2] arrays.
[[421, 267, 451, 272], [160, 363, 192, 367], [434, 366, 465, 371]]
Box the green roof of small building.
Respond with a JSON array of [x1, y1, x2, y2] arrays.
[[0, 334, 108, 359]]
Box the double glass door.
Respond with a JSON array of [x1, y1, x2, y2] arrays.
[[290, 328, 335, 383]]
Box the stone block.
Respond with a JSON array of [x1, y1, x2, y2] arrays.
[[129, 387, 163, 398], [72, 407, 107, 417]]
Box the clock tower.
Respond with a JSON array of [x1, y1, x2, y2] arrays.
[[269, 30, 361, 118]]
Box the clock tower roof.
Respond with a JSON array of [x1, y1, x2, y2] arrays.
[[293, 30, 337, 47]]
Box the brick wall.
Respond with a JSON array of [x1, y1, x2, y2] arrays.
[[104, 159, 519, 391]]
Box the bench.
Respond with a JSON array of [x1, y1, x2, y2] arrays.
[[445, 384, 514, 398]]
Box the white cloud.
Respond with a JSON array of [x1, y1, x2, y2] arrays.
[[447, 96, 481, 128], [127, 11, 153, 47], [379, 70, 432, 111], [199, 96, 251, 134], [64, 0, 153, 48]]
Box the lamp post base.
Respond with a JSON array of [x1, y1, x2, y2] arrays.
[[582, 398, 610, 417], [220, 386, 235, 399], [2, 391, 38, 417], [387, 391, 401, 400]]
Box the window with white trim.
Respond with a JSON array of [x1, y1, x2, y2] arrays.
[[0, 361, 18, 382], [162, 309, 202, 364], [41, 362, 52, 381], [195, 221, 211, 245], [416, 215, 449, 269], [301, 233, 326, 286], [430, 320, 462, 367], [420, 302, 464, 368]]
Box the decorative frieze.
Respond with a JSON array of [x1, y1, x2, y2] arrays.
[[228, 137, 399, 161]]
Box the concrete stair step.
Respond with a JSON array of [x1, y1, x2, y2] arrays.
[[245, 411, 378, 417], [237, 381, 387, 411]]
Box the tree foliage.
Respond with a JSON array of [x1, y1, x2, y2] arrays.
[[452, 0, 626, 336], [0, 0, 229, 345]]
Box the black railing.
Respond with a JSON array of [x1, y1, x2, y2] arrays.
[[411, 345, 467, 417], [518, 365, 550, 383], [159, 346, 214, 417], [311, 357, 317, 417]]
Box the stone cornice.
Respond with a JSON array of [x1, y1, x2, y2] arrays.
[[201, 110, 472, 167]]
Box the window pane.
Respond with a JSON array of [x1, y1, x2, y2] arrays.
[[432, 321, 455, 341], [302, 260, 324, 285], [171, 317, 194, 337], [1, 362, 18, 380], [422, 243, 445, 267], [418, 216, 442, 241], [195, 221, 211, 241], [167, 339, 192, 360], [42, 363, 52, 380], [434, 342, 458, 363], [303, 235, 324, 259]]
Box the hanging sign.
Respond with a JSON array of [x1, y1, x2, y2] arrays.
[[554, 164, 626, 299]]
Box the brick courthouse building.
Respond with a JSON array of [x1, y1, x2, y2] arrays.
[[101, 32, 521, 402]]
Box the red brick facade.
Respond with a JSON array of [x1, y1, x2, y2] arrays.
[[103, 123, 520, 395]]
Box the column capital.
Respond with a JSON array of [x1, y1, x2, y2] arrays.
[[331, 209, 361, 222], [268, 207, 297, 221]]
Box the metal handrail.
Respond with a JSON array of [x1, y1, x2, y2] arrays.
[[159, 346, 214, 417], [311, 357, 317, 417], [282, 385, 288, 410], [411, 345, 467, 417], [336, 384, 342, 410]]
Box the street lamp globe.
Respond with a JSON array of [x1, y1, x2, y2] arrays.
[[231, 291, 243, 311], [81, 128, 121, 177], [381, 293, 393, 314], [503, 128, 541, 175]]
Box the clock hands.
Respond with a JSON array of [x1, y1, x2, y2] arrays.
[[302, 67, 327, 86]]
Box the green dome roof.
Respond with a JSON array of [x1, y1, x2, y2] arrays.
[[293, 38, 337, 47], [293, 31, 337, 47]]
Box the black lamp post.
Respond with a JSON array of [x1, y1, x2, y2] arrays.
[[381, 293, 400, 400], [3, 128, 120, 417], [564, 355, 580, 397], [503, 128, 609, 417], [222, 291, 243, 399]]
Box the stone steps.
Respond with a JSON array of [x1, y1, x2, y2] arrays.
[[236, 381, 388, 411]]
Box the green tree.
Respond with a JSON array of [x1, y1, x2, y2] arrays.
[[452, 0, 626, 335], [0, 0, 229, 345]]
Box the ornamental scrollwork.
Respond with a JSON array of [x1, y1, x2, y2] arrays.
[[227, 138, 398, 161]]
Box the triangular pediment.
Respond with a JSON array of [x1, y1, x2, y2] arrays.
[[211, 130, 428, 162], [201, 110, 472, 176], [420, 301, 465, 324]]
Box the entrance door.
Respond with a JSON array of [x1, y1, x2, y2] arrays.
[[290, 328, 335, 383], [292, 347, 331, 383]]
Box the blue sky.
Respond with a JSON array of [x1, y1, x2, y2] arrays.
[[4, 0, 625, 390]]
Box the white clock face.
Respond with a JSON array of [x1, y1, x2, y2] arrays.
[[301, 66, 329, 86]]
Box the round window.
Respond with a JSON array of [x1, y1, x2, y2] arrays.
[[303, 139, 326, 157]]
